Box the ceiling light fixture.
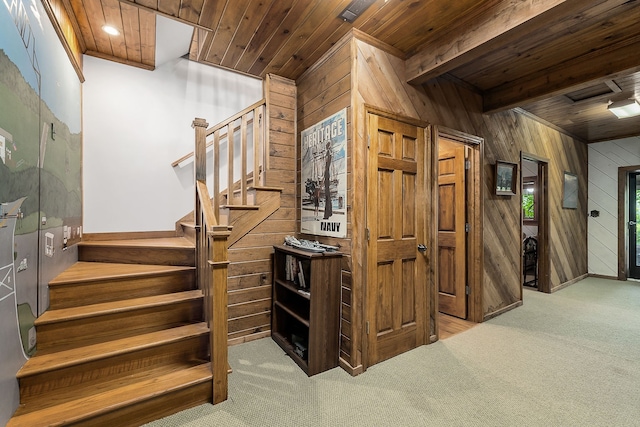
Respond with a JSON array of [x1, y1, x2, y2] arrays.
[[607, 98, 640, 119], [102, 25, 120, 36]]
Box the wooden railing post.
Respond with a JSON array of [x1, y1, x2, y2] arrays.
[[193, 118, 208, 182], [209, 228, 230, 403]]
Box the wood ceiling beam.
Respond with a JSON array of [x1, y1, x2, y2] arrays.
[[483, 37, 640, 114], [405, 0, 602, 86]]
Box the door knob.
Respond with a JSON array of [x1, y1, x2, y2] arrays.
[[418, 244, 427, 253]]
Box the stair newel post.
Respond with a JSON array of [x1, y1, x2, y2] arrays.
[[193, 117, 231, 404], [209, 227, 230, 404]]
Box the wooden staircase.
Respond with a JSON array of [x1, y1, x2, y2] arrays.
[[8, 79, 295, 425], [7, 237, 213, 427]]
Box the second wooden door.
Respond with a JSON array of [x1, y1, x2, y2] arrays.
[[437, 138, 467, 319]]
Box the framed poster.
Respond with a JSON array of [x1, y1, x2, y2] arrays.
[[300, 108, 347, 238]]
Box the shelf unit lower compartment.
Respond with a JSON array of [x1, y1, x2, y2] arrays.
[[272, 331, 310, 375], [271, 245, 342, 376]]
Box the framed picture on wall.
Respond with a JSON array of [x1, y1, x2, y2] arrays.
[[562, 171, 578, 209], [495, 160, 518, 196]]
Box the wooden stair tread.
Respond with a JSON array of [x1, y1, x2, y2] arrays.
[[49, 262, 195, 285], [8, 363, 212, 427], [18, 323, 209, 378], [79, 236, 194, 248], [36, 290, 203, 325]]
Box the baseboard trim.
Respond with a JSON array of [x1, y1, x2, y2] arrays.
[[551, 273, 588, 293], [82, 231, 178, 241], [228, 331, 271, 347], [339, 357, 364, 376], [483, 300, 523, 321], [588, 273, 620, 281]]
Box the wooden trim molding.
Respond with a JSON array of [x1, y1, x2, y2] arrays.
[[551, 273, 588, 293], [339, 357, 364, 376], [589, 273, 618, 281], [85, 50, 155, 72], [484, 300, 522, 321]]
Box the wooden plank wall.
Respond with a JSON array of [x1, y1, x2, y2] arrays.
[[352, 35, 588, 318], [292, 30, 588, 371], [226, 75, 297, 346], [295, 36, 358, 373]]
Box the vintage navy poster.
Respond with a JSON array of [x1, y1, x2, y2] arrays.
[[300, 108, 347, 238]]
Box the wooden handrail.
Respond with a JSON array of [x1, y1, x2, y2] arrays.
[[172, 98, 266, 167]]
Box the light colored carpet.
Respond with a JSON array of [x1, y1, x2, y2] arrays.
[[145, 277, 640, 426]]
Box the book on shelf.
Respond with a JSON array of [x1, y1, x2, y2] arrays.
[[298, 260, 306, 289]]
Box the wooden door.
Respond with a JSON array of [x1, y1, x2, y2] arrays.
[[437, 138, 467, 318], [366, 113, 427, 366]]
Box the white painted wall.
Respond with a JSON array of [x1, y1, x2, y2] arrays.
[[588, 136, 640, 276], [82, 56, 263, 233]]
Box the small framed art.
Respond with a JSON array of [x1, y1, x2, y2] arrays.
[[495, 160, 518, 196]]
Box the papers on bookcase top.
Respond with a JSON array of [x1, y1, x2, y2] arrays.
[[284, 235, 339, 253]]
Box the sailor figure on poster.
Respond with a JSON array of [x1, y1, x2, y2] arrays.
[[301, 109, 347, 238]]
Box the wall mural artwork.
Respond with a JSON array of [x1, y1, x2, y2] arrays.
[[0, 0, 82, 423], [301, 108, 347, 238]]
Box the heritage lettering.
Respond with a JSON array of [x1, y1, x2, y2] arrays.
[[302, 119, 344, 150]]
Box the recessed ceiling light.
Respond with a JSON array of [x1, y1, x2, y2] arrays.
[[607, 98, 640, 119], [102, 25, 120, 36]]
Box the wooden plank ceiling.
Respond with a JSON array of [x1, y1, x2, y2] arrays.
[[65, 0, 640, 143]]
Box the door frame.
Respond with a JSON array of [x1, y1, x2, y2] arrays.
[[432, 126, 484, 334], [520, 153, 550, 293], [617, 165, 640, 280]]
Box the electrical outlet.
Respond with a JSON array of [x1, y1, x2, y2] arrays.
[[260, 273, 268, 284], [41, 216, 46, 225]]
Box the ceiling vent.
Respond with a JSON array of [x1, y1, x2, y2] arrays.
[[339, 0, 377, 23], [565, 80, 621, 103]]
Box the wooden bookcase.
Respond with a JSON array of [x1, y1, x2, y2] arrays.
[[271, 245, 342, 376]]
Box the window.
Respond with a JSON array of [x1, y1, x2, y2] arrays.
[[522, 176, 537, 224]]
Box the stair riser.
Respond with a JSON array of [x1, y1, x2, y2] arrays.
[[69, 381, 212, 427], [37, 299, 204, 352], [19, 335, 209, 404], [79, 246, 194, 266], [48, 270, 195, 309]]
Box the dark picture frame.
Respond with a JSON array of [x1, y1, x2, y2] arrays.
[[562, 171, 578, 209], [495, 160, 518, 196]]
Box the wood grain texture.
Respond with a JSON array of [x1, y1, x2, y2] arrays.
[[296, 33, 355, 369], [223, 76, 298, 345]]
